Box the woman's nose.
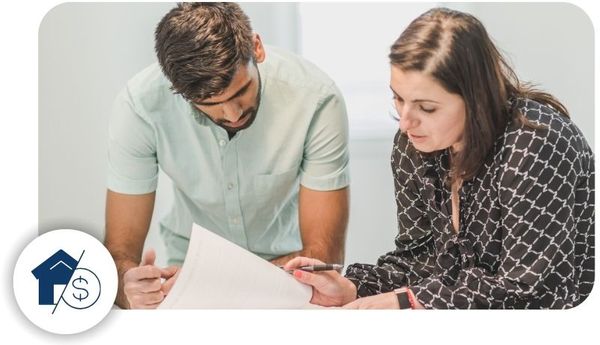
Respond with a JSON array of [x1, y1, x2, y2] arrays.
[[398, 108, 418, 132]]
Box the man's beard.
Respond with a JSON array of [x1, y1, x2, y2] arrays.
[[216, 102, 259, 133], [214, 65, 262, 134]]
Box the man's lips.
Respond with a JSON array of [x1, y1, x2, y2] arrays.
[[224, 112, 250, 128]]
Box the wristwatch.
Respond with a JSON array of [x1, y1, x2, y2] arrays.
[[396, 290, 411, 309], [394, 287, 414, 309]]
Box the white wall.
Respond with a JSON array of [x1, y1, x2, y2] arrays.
[[446, 2, 594, 147], [39, 3, 594, 269], [39, 2, 175, 240]]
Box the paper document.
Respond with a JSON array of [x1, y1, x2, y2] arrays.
[[159, 223, 320, 309]]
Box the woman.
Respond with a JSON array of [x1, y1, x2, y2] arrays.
[[284, 7, 594, 309]]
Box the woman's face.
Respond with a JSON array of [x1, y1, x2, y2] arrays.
[[390, 65, 466, 153]]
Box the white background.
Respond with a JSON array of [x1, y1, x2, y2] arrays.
[[2, 0, 599, 344]]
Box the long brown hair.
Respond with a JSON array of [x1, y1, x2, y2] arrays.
[[389, 7, 569, 181]]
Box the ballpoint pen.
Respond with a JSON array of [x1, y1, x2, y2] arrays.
[[298, 264, 344, 272], [278, 264, 344, 272]]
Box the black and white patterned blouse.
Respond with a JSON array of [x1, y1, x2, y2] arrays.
[[345, 98, 594, 309]]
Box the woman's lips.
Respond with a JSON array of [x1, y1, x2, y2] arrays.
[[408, 132, 427, 142]]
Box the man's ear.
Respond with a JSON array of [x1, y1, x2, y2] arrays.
[[252, 33, 266, 63]]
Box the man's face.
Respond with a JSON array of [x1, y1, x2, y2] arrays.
[[192, 61, 261, 133]]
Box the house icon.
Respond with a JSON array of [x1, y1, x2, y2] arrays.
[[31, 249, 78, 305]]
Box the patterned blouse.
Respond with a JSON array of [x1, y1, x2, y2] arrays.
[[345, 98, 595, 309]]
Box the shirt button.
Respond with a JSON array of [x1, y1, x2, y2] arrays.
[[227, 183, 234, 190], [232, 217, 240, 225], [219, 139, 227, 147]]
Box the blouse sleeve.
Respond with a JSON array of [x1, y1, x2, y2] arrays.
[[410, 115, 592, 309], [345, 131, 437, 297]]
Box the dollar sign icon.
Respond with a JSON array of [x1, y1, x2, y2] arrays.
[[62, 268, 101, 310], [72, 276, 89, 301]]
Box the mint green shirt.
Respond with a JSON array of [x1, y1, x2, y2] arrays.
[[107, 46, 349, 265]]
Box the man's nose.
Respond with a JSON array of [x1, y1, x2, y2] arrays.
[[222, 102, 243, 122]]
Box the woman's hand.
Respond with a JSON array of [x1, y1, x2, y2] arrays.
[[283, 256, 357, 307], [342, 292, 399, 309]]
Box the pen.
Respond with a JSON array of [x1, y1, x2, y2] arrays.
[[298, 264, 344, 272]]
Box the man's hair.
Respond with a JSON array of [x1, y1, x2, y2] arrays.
[[155, 2, 254, 101], [389, 7, 568, 182]]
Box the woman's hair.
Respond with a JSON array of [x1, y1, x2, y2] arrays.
[[389, 7, 569, 181]]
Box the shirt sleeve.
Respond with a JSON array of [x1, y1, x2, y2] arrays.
[[410, 119, 589, 309], [299, 83, 350, 191], [106, 86, 159, 194], [345, 131, 437, 296]]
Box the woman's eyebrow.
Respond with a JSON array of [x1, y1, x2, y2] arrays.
[[389, 86, 440, 104]]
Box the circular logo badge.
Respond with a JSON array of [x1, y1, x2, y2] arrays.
[[13, 229, 118, 334]]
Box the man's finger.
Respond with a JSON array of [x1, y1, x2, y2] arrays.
[[142, 290, 165, 305], [140, 249, 156, 266], [125, 265, 162, 281], [160, 265, 179, 279], [140, 302, 162, 309], [128, 278, 162, 293], [161, 270, 180, 295], [130, 291, 164, 309]]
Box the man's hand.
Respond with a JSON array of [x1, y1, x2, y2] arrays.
[[161, 265, 180, 297], [122, 249, 179, 309]]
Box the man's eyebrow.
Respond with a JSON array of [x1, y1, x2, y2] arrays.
[[195, 80, 252, 106]]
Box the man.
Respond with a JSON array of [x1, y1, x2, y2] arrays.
[[105, 2, 349, 309]]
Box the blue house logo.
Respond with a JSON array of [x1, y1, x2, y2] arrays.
[[31, 249, 79, 305], [14, 229, 117, 334]]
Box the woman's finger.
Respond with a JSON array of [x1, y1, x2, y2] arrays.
[[282, 256, 325, 271]]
